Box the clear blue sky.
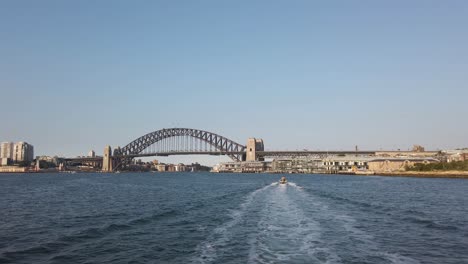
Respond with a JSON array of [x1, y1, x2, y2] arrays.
[[1, 1, 467, 164]]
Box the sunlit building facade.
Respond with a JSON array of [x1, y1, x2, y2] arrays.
[[13, 142, 34, 163], [0, 142, 14, 159]]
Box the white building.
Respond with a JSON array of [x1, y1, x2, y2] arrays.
[[175, 163, 187, 172], [88, 150, 96, 157], [13, 142, 34, 163], [0, 142, 14, 159], [1, 158, 9, 166]]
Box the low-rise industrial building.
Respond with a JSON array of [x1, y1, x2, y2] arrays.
[[271, 158, 324, 173], [214, 161, 268, 173], [216, 156, 374, 174], [322, 156, 373, 173]]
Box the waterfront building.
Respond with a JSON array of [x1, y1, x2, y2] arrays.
[[446, 153, 465, 162], [443, 149, 468, 162], [322, 156, 373, 173], [240, 161, 268, 173], [0, 166, 29, 173], [12, 142, 34, 163], [0, 142, 14, 160], [36, 156, 59, 166], [156, 164, 167, 172], [167, 164, 176, 172], [88, 150, 95, 158], [0, 158, 9, 166], [216, 162, 237, 173], [189, 162, 210, 172], [175, 163, 187, 172], [214, 161, 269, 173], [216, 156, 373, 174], [272, 158, 324, 173]]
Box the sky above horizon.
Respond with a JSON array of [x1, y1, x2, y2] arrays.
[[1, 1, 467, 165]]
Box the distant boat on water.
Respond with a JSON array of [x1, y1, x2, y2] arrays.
[[279, 176, 287, 184]]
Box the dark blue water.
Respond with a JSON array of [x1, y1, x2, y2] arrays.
[[0, 173, 467, 264]]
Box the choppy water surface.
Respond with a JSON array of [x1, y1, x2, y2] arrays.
[[1, 173, 467, 264]]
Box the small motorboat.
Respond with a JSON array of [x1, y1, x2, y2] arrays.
[[279, 176, 288, 184]]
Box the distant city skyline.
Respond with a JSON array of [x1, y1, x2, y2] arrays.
[[1, 1, 467, 165]]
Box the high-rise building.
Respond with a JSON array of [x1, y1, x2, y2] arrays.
[[0, 142, 14, 159], [12, 142, 34, 163], [88, 150, 96, 157]]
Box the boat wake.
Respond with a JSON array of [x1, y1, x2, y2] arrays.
[[194, 181, 419, 264], [194, 183, 274, 263], [297, 186, 421, 264], [248, 183, 340, 264], [286, 182, 301, 188]]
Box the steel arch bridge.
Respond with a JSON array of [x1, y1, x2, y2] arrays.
[[116, 128, 246, 162]]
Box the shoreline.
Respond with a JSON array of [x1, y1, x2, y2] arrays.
[[2, 170, 468, 179], [377, 171, 468, 179]]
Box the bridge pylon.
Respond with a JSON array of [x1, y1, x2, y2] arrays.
[[102, 145, 113, 172], [246, 138, 264, 161]]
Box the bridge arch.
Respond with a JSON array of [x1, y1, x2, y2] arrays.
[[119, 128, 246, 162]]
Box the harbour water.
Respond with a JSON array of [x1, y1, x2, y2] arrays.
[[0, 173, 467, 263]]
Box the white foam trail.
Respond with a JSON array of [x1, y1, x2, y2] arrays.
[[195, 183, 273, 263], [247, 184, 342, 264], [239, 183, 276, 210], [287, 182, 303, 190]]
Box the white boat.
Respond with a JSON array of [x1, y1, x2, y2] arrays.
[[279, 176, 287, 184]]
